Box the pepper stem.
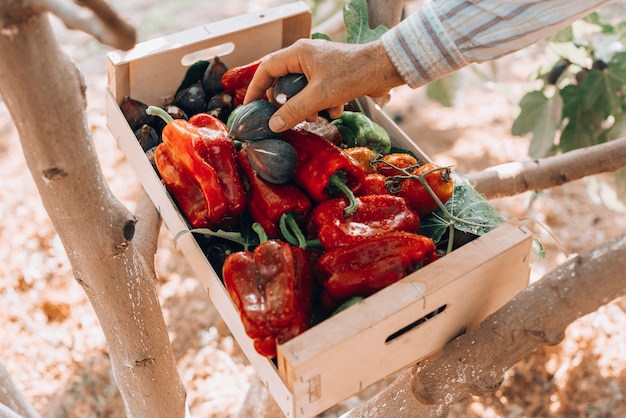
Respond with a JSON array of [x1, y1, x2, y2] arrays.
[[279, 213, 321, 249], [146, 105, 174, 123], [329, 172, 358, 216], [252, 222, 268, 243], [279, 213, 299, 246]]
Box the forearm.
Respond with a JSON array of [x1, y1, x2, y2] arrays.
[[382, 0, 613, 88]]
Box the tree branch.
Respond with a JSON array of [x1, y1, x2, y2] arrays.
[[345, 232, 626, 417], [27, 0, 136, 50], [466, 136, 626, 199], [0, 362, 42, 418]]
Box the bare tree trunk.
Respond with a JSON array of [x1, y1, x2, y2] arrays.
[[367, 0, 406, 29], [345, 232, 626, 417], [0, 7, 185, 418]]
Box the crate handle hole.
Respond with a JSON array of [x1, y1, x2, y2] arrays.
[[180, 42, 235, 67], [385, 304, 447, 344]]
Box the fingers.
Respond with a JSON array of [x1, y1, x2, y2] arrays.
[[267, 85, 322, 132], [243, 43, 307, 105]]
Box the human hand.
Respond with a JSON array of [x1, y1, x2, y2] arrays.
[[243, 38, 404, 132]]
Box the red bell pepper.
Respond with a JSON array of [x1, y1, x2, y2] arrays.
[[153, 143, 209, 228], [222, 239, 313, 358], [237, 147, 312, 238], [282, 127, 366, 210], [316, 231, 438, 303], [148, 106, 246, 228], [220, 57, 264, 107], [307, 194, 421, 250]]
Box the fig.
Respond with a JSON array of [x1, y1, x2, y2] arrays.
[[120, 96, 153, 132], [206, 92, 234, 123], [202, 56, 228, 97], [246, 139, 297, 184], [173, 81, 206, 116], [228, 100, 279, 142], [163, 104, 188, 120], [273, 73, 307, 105], [135, 124, 160, 151], [175, 60, 209, 96], [145, 146, 158, 170]]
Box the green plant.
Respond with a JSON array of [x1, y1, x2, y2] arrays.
[[512, 12, 626, 159]]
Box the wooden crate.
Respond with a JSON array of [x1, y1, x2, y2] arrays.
[[105, 3, 533, 417]]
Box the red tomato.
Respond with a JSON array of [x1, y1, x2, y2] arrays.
[[358, 173, 390, 196], [374, 153, 418, 177], [398, 163, 454, 216]]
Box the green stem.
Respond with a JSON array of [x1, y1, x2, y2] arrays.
[[329, 172, 358, 216], [146, 105, 173, 123], [279, 213, 321, 249], [252, 222, 268, 244], [279, 213, 299, 247]]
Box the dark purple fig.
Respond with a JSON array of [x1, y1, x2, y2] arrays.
[[273, 73, 307, 105], [120, 96, 153, 131], [163, 104, 188, 120], [173, 81, 206, 116], [145, 146, 158, 170], [206, 92, 234, 123], [296, 115, 343, 145], [202, 56, 228, 97], [175, 60, 209, 96], [246, 139, 297, 184], [135, 124, 160, 151], [228, 100, 279, 142]]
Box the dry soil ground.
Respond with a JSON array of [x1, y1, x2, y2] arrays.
[[1, 1, 626, 417]]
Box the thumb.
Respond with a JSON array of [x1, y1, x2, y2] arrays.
[[268, 90, 317, 133]]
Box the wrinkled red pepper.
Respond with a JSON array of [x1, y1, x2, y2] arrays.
[[222, 239, 313, 358], [307, 194, 420, 250], [316, 231, 438, 304], [282, 128, 366, 203], [153, 144, 209, 228], [151, 107, 246, 228], [237, 147, 312, 238], [220, 57, 264, 107]]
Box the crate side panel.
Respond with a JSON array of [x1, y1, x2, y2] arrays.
[[279, 224, 533, 417], [281, 223, 531, 358], [106, 57, 130, 103], [282, 11, 313, 47]]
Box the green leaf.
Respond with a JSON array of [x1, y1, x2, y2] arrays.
[[512, 90, 562, 158], [548, 25, 574, 43], [312, 32, 332, 41], [579, 70, 616, 116], [419, 173, 507, 243], [546, 42, 588, 67], [425, 73, 463, 107], [181, 214, 260, 252], [559, 83, 595, 151], [609, 52, 626, 85], [343, 0, 388, 44]]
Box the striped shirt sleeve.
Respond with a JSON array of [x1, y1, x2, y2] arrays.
[[381, 0, 612, 88]]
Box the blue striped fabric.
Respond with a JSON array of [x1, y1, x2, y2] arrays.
[[381, 0, 611, 88]]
